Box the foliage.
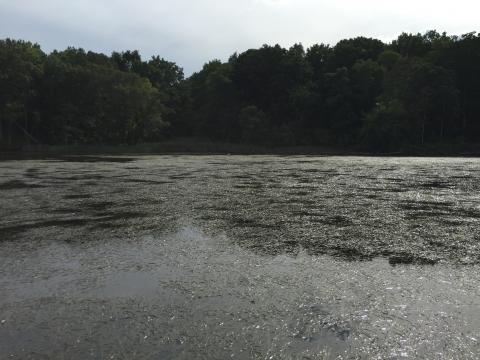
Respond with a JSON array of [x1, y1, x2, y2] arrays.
[[2, 31, 480, 151], [361, 100, 409, 151]]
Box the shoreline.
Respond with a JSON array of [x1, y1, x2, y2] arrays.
[[2, 139, 480, 159]]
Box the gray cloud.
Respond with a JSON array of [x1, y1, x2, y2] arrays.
[[0, 0, 478, 74]]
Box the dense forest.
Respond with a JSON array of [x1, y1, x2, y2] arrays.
[[1, 30, 480, 152]]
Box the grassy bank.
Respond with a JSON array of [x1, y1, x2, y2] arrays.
[[2, 138, 480, 158], [1, 139, 358, 158]]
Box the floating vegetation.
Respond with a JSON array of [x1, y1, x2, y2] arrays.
[[0, 180, 44, 190]]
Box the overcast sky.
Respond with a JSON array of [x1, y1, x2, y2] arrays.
[[1, 0, 479, 75]]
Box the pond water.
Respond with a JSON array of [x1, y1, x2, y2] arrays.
[[0, 155, 479, 359]]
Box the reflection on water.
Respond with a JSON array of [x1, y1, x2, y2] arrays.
[[1, 156, 480, 358]]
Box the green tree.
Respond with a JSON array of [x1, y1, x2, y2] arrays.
[[323, 67, 358, 144], [391, 33, 430, 58], [361, 100, 409, 151], [39, 50, 167, 145], [377, 50, 401, 70], [383, 58, 459, 144], [188, 60, 239, 139], [440, 32, 480, 139], [328, 37, 384, 70], [238, 105, 269, 144], [0, 39, 44, 145], [350, 59, 384, 115]]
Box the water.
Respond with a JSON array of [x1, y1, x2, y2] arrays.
[[0, 155, 479, 359]]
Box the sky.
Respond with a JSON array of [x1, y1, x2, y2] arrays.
[[0, 0, 479, 75]]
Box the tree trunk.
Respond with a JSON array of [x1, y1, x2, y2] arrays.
[[462, 91, 468, 136], [0, 117, 3, 143], [421, 112, 426, 145], [440, 102, 445, 140], [7, 119, 12, 146], [24, 107, 30, 145]]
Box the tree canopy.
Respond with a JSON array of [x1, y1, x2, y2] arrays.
[[1, 31, 480, 152]]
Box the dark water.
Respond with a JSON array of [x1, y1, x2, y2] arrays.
[[0, 155, 479, 359]]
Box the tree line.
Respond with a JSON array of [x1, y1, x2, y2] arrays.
[[1, 30, 480, 152]]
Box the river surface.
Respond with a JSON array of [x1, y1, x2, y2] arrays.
[[0, 155, 479, 359]]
